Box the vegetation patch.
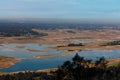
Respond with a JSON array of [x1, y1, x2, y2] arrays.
[[101, 40, 120, 46], [67, 30, 76, 34]]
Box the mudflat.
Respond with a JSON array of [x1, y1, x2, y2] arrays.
[[26, 49, 45, 52]]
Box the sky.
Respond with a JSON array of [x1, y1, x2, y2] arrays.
[[0, 0, 120, 20]]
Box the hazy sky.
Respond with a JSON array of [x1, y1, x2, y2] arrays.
[[0, 0, 120, 19]]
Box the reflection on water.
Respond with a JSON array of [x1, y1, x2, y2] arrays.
[[0, 43, 120, 72]]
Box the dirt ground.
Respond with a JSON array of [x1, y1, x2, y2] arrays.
[[0, 56, 21, 69]]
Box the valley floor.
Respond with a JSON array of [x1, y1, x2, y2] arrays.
[[0, 29, 120, 73]]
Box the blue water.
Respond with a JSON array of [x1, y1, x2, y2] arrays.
[[57, 39, 96, 43], [0, 44, 120, 72], [0, 56, 73, 72], [77, 50, 120, 60], [0, 44, 65, 59]]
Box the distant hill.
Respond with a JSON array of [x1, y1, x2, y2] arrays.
[[0, 21, 120, 37]]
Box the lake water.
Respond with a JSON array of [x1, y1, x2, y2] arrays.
[[0, 43, 120, 72], [57, 39, 96, 43], [69, 39, 96, 43]]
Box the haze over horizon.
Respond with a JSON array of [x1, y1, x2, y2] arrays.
[[0, 0, 120, 23]]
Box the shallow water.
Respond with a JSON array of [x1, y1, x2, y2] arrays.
[[0, 44, 65, 59], [0, 43, 120, 72], [0, 56, 72, 72], [57, 39, 96, 43], [69, 39, 96, 43]]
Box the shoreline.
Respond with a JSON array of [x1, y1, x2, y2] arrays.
[[0, 68, 58, 75], [35, 52, 72, 59], [1, 57, 120, 74], [0, 29, 120, 45], [0, 29, 120, 74], [0, 56, 22, 69]]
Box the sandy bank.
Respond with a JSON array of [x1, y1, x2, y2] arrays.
[[107, 58, 120, 67], [26, 49, 45, 52], [0, 56, 21, 69], [16, 46, 26, 48], [35, 52, 72, 59]]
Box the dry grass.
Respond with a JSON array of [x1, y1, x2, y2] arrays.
[[0, 56, 21, 69], [0, 29, 120, 44], [107, 58, 120, 67], [35, 52, 72, 59]]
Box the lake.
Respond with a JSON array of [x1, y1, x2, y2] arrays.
[[0, 43, 120, 72], [57, 39, 96, 43], [69, 39, 96, 43]]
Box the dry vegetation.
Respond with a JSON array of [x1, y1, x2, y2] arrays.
[[16, 46, 26, 48], [0, 56, 21, 69], [0, 29, 120, 44], [0, 29, 120, 72], [35, 52, 72, 59]]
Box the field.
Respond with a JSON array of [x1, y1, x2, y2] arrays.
[[0, 29, 120, 43]]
